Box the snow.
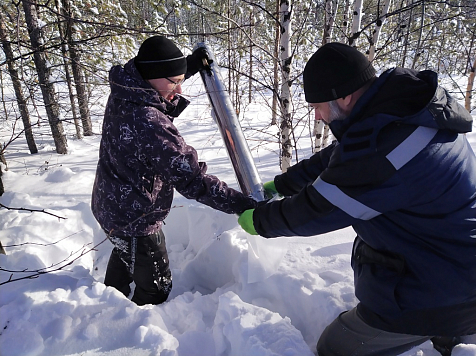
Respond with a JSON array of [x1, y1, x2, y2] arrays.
[[1, 74, 476, 356]]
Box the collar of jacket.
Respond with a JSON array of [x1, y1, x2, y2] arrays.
[[328, 67, 473, 163], [330, 67, 472, 144], [329, 68, 431, 162], [166, 95, 190, 119]]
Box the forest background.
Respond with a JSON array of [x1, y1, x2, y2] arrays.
[[0, 0, 475, 180]]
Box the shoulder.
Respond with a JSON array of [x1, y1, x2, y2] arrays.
[[321, 121, 420, 190]]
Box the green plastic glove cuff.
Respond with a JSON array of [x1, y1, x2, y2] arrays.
[[263, 180, 278, 195], [238, 209, 258, 235]]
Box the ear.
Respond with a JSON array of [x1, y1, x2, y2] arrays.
[[341, 94, 353, 107], [336, 94, 353, 113]]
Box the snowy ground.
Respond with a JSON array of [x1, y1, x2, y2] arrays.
[[0, 73, 475, 356]]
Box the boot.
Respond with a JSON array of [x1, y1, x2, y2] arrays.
[[431, 336, 461, 356]]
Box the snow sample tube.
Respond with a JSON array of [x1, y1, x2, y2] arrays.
[[194, 42, 266, 202]]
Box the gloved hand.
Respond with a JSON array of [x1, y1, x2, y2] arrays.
[[238, 209, 258, 235], [186, 47, 213, 78], [263, 180, 281, 199]]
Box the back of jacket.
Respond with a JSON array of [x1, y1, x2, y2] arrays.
[[91, 59, 256, 237], [254, 68, 476, 335]]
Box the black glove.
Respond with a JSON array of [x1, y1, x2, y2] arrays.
[[186, 47, 213, 78]]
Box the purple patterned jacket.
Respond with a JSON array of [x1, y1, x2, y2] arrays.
[[91, 59, 257, 237]]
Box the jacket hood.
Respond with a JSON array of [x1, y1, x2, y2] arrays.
[[330, 68, 473, 141], [108, 59, 189, 118]]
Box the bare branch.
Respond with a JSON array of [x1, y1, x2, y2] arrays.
[[0, 236, 108, 285], [0, 203, 66, 220]]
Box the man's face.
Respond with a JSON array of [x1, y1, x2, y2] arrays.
[[309, 100, 347, 124], [148, 75, 185, 101]]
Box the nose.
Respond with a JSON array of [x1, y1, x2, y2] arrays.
[[174, 84, 182, 95]]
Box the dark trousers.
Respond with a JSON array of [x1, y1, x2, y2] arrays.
[[104, 230, 172, 305], [317, 308, 430, 356], [317, 307, 461, 356]]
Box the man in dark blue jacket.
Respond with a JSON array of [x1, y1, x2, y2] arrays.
[[238, 43, 476, 355], [91, 36, 257, 306]]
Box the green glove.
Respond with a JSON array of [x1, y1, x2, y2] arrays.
[[263, 180, 280, 199], [238, 209, 258, 235]]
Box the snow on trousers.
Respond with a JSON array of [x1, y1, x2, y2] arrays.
[[104, 229, 172, 305]]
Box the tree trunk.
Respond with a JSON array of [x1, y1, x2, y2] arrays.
[[340, 0, 351, 43], [279, 0, 293, 172], [465, 57, 475, 112], [22, 0, 67, 154], [313, 0, 335, 154], [235, 14, 242, 115], [313, 119, 326, 153], [55, 0, 82, 139], [322, 0, 337, 44], [0, 167, 4, 197], [350, 0, 363, 46], [411, 0, 425, 69], [228, 0, 232, 103], [62, 0, 93, 136], [401, 0, 413, 67], [271, 0, 280, 125], [368, 0, 392, 61], [0, 10, 38, 154], [249, 8, 253, 104]]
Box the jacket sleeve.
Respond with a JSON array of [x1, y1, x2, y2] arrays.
[[275, 141, 337, 196], [252, 127, 421, 238], [144, 114, 257, 214], [253, 182, 356, 237]]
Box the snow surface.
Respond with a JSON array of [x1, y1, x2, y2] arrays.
[[1, 74, 475, 356]]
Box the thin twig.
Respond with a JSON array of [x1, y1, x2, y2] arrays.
[[0, 203, 66, 220]]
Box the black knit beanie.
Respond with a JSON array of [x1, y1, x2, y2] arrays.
[[303, 42, 376, 103], [134, 36, 187, 80]]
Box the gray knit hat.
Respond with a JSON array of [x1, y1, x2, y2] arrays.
[[303, 42, 376, 103]]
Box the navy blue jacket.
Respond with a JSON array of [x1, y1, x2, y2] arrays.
[[91, 59, 257, 237], [253, 68, 476, 336]]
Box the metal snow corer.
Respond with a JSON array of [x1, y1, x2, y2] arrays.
[[194, 42, 266, 202]]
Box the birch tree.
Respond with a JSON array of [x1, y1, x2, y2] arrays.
[[22, 0, 67, 154], [313, 0, 335, 153], [340, 0, 351, 43], [322, 0, 337, 44], [248, 6, 254, 104], [272, 0, 281, 125], [465, 56, 475, 112], [350, 0, 363, 46], [279, 0, 293, 172], [368, 0, 392, 61]]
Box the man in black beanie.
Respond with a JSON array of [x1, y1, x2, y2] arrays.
[[92, 36, 258, 306], [238, 42, 476, 355]]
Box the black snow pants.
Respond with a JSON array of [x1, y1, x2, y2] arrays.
[[104, 229, 172, 305]]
